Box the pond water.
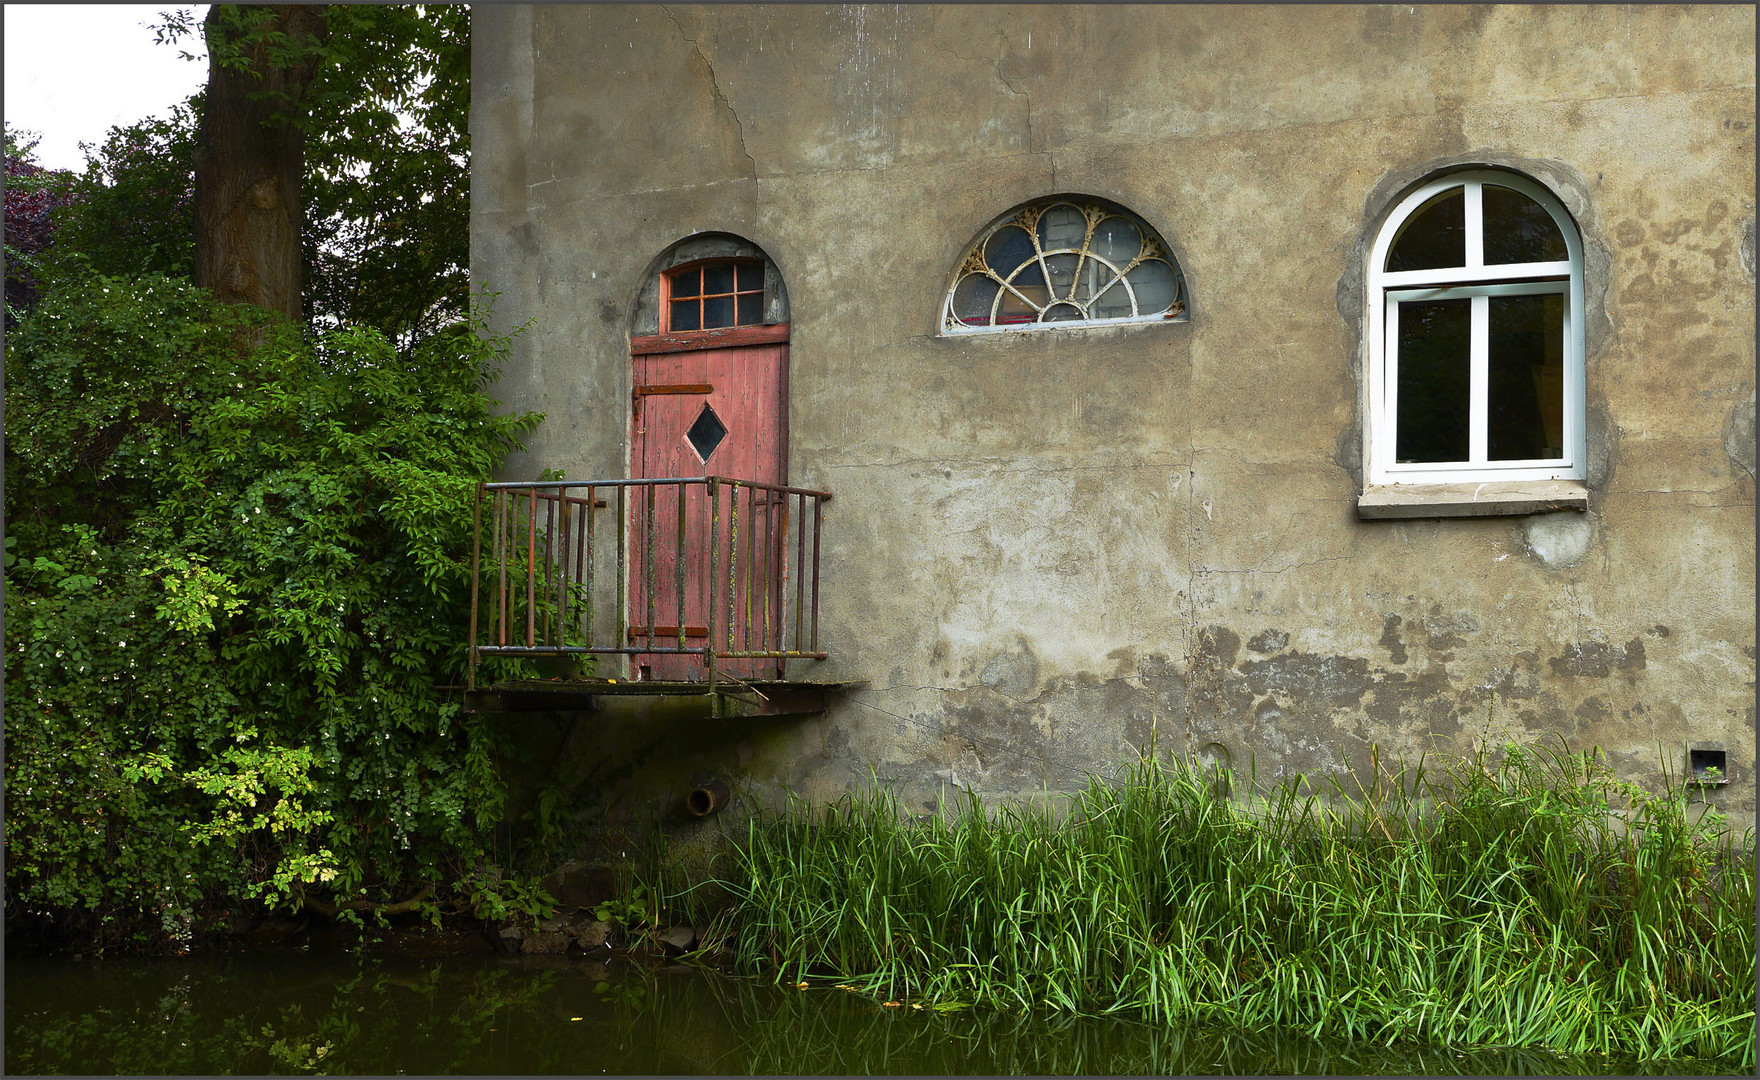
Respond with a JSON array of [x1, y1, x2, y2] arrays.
[[4, 944, 1741, 1076]]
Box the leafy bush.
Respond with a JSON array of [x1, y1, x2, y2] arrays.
[[3, 128, 78, 325], [4, 272, 544, 941], [47, 106, 199, 284]]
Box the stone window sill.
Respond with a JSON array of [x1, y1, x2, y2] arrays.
[[1356, 480, 1589, 520]]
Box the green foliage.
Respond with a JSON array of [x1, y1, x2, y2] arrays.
[[44, 106, 199, 283], [4, 272, 543, 938], [3, 126, 79, 323], [455, 865, 557, 924], [712, 741, 1756, 1068], [153, 4, 470, 342], [592, 884, 657, 929], [301, 4, 470, 342]]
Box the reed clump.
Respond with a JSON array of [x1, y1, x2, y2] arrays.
[[715, 741, 1756, 1068]]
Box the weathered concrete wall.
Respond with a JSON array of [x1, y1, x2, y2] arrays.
[[470, 5, 1756, 834]]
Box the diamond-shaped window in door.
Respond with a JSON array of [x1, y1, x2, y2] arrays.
[[686, 403, 728, 462]]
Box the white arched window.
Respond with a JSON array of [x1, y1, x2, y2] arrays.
[[941, 196, 1186, 334], [1364, 169, 1586, 503]]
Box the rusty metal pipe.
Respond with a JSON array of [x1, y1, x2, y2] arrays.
[[686, 780, 730, 818]]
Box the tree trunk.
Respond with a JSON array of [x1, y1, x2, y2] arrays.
[[192, 5, 325, 321]]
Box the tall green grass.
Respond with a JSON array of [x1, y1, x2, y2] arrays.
[[713, 741, 1756, 1068]]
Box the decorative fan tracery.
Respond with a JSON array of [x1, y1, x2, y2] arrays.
[[943, 198, 1186, 332]]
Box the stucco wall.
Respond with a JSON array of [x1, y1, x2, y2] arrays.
[[470, 4, 1756, 832]]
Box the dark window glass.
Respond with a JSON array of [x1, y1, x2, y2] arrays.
[[1092, 281, 1133, 319], [1090, 217, 1142, 267], [703, 295, 735, 328], [985, 227, 1035, 278], [1036, 204, 1086, 250], [1387, 188, 1465, 272], [1488, 293, 1565, 460], [952, 274, 1000, 325], [1071, 258, 1104, 305], [1395, 298, 1471, 463], [1044, 253, 1079, 294], [1041, 302, 1083, 322], [1011, 261, 1047, 289], [686, 403, 727, 462], [1483, 185, 1568, 265], [665, 260, 764, 332], [704, 263, 735, 295], [996, 282, 1039, 323], [1125, 260, 1178, 315], [1004, 260, 1050, 315]]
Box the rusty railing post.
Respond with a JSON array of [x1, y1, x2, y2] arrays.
[[726, 480, 739, 655], [742, 481, 755, 655], [526, 487, 538, 648], [495, 489, 508, 647], [644, 482, 658, 674], [793, 491, 806, 660], [556, 487, 571, 644], [543, 488, 557, 645], [706, 477, 719, 691], [583, 485, 596, 650], [469, 481, 483, 691], [811, 494, 823, 654], [675, 480, 688, 656]]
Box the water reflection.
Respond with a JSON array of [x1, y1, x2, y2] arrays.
[[5, 950, 1739, 1076]]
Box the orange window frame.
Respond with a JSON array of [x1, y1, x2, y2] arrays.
[[661, 258, 765, 334]]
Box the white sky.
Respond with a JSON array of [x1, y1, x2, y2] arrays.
[[5, 3, 209, 171]]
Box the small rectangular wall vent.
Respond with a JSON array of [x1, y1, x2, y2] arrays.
[[1687, 748, 1728, 786]]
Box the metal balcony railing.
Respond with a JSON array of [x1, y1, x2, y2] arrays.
[[467, 476, 829, 691]]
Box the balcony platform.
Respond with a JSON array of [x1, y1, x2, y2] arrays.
[[463, 676, 864, 717]]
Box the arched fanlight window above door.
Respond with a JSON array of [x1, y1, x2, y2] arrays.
[[941, 196, 1187, 334], [663, 259, 765, 333]]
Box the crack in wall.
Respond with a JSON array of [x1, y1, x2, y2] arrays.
[[991, 32, 1035, 166], [1191, 552, 1362, 577], [661, 6, 757, 181], [927, 30, 1034, 158]]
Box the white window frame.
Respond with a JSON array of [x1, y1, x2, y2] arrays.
[[1365, 170, 1586, 488]]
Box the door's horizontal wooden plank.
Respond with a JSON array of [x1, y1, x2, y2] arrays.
[[627, 625, 710, 639], [630, 323, 789, 356], [632, 383, 713, 398]]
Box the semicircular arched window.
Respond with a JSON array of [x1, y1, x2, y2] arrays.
[[941, 197, 1187, 334]]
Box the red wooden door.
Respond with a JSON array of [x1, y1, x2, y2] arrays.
[[630, 341, 787, 680]]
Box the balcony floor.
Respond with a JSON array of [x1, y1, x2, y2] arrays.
[[462, 676, 864, 716]]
